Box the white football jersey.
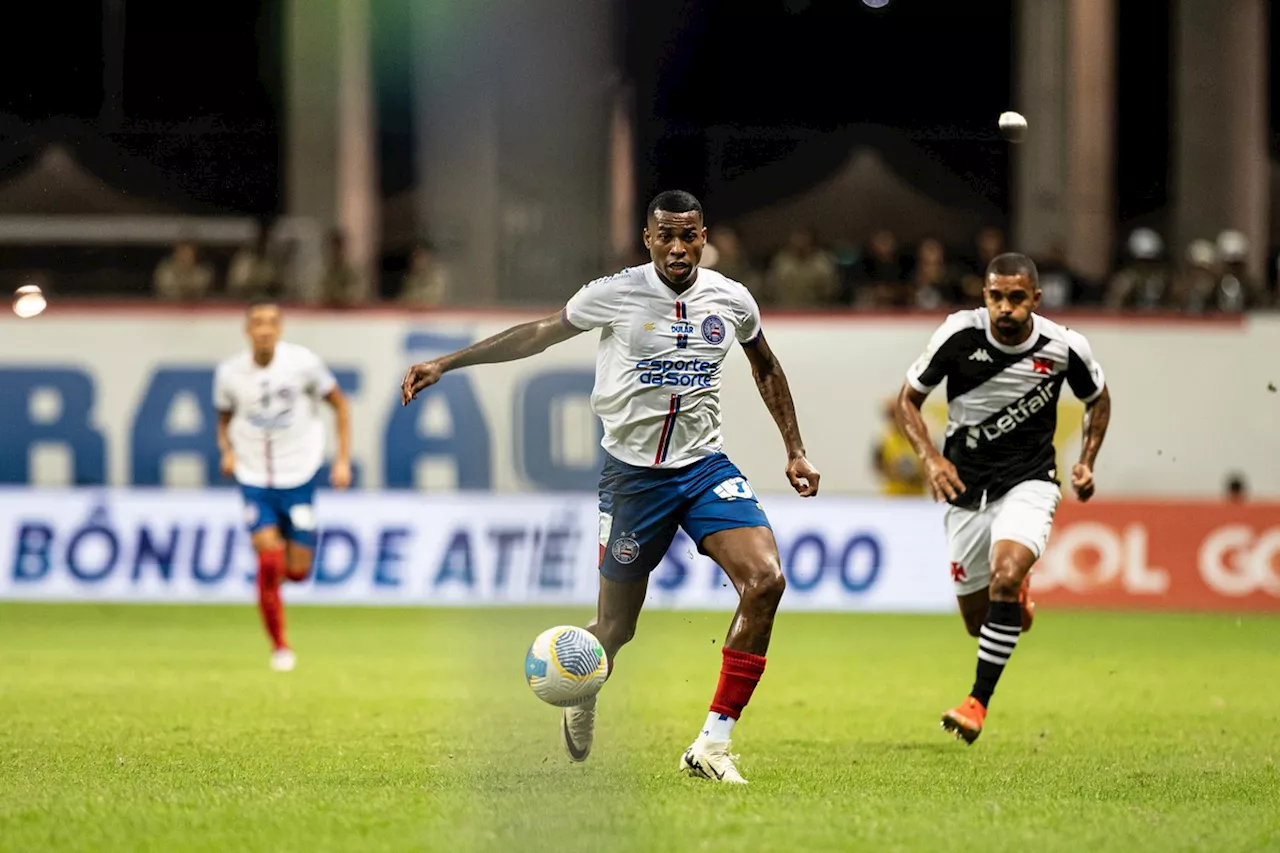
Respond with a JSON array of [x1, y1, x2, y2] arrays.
[[563, 263, 762, 469], [213, 341, 337, 489]]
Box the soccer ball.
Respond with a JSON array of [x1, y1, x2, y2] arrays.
[[524, 625, 609, 707]]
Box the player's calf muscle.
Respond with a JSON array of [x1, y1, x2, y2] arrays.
[[739, 560, 785, 613], [586, 619, 634, 661], [958, 592, 987, 636], [285, 548, 313, 581]]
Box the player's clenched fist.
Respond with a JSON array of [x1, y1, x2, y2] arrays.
[[401, 360, 444, 405], [786, 456, 820, 497], [219, 449, 236, 479], [924, 454, 966, 503], [1071, 462, 1095, 502]]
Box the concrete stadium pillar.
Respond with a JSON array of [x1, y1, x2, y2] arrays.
[[285, 0, 380, 300], [410, 1, 501, 305], [1014, 0, 1114, 281], [411, 0, 617, 304], [1173, 0, 1268, 279]]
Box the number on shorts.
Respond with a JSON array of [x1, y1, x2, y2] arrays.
[[289, 504, 317, 531], [714, 477, 756, 501]]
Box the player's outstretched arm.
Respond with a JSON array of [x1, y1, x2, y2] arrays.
[[895, 382, 965, 502], [401, 312, 583, 405], [741, 337, 819, 497], [1072, 385, 1110, 502]]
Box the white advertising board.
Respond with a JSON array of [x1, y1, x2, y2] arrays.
[[0, 307, 1275, 497]]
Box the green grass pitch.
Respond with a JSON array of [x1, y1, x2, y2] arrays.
[[1, 603, 1277, 852]]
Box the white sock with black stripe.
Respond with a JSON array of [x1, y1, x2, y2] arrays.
[[970, 599, 1022, 707]]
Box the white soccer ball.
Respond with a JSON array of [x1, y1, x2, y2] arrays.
[[524, 625, 609, 707]]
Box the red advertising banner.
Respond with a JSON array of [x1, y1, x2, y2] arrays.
[[1033, 502, 1280, 612]]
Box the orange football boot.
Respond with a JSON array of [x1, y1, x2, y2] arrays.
[[1020, 572, 1035, 633], [941, 696, 987, 744]]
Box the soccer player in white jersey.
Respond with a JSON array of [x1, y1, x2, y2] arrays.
[[401, 190, 820, 784], [214, 299, 353, 672], [895, 253, 1111, 744]]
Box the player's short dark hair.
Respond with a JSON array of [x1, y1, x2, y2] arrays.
[[646, 190, 704, 224], [986, 252, 1039, 288], [246, 295, 280, 314]]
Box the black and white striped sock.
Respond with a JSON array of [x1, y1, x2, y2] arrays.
[[970, 600, 1022, 707]]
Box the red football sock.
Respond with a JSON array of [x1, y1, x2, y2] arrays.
[[256, 547, 287, 650], [709, 648, 767, 719]]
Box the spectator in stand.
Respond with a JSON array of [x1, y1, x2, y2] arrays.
[[906, 237, 959, 310], [872, 397, 926, 496], [154, 238, 214, 302], [853, 229, 905, 308], [1173, 239, 1220, 314], [1106, 228, 1174, 311], [958, 226, 1005, 304], [830, 237, 862, 305], [704, 224, 764, 300], [315, 229, 362, 307], [1035, 239, 1092, 308], [226, 228, 281, 301], [1215, 230, 1269, 312], [399, 241, 450, 307], [767, 226, 839, 307]]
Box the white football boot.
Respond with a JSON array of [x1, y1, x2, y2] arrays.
[[679, 738, 748, 784], [561, 695, 596, 762], [270, 648, 296, 672]]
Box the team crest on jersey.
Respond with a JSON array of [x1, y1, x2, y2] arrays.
[[1032, 357, 1055, 375], [701, 314, 726, 344], [611, 535, 641, 565]]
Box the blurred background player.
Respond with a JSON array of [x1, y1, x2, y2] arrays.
[[872, 397, 927, 497], [401, 190, 820, 784], [214, 299, 353, 671], [893, 253, 1111, 743]]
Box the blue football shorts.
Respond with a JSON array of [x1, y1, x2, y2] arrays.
[[597, 452, 772, 582], [239, 477, 319, 549]]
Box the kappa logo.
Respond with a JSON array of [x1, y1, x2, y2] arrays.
[[969, 348, 994, 363]]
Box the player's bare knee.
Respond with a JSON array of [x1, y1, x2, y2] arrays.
[[741, 558, 786, 613], [989, 556, 1027, 599], [252, 530, 284, 553], [285, 564, 312, 583], [283, 547, 313, 581], [962, 614, 983, 637]]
